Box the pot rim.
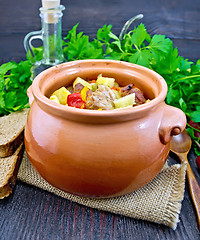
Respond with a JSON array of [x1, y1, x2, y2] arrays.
[[31, 59, 168, 122]]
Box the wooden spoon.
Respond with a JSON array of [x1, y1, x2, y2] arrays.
[[170, 129, 200, 230]]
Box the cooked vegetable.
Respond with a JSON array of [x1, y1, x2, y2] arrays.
[[90, 83, 98, 91], [111, 89, 121, 99], [120, 83, 146, 105], [81, 86, 89, 101], [96, 75, 115, 88], [49, 75, 145, 110], [50, 95, 60, 104], [114, 93, 135, 109], [51, 87, 71, 105], [67, 93, 85, 109], [73, 77, 92, 90]]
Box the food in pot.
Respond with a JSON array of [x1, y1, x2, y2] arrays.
[[49, 75, 148, 110]]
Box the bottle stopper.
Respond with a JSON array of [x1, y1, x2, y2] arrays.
[[42, 0, 60, 9], [41, 0, 61, 23]]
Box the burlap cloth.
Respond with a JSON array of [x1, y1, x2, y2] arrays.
[[17, 151, 187, 230]]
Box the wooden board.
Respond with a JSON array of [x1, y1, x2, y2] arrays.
[[0, 0, 200, 239], [0, 0, 200, 64]]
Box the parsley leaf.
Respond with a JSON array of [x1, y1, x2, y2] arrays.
[[190, 106, 200, 122], [129, 50, 152, 68], [0, 62, 17, 76], [130, 23, 149, 48], [148, 34, 172, 54], [0, 60, 32, 115]]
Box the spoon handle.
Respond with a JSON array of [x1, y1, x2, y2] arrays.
[[181, 153, 200, 230]]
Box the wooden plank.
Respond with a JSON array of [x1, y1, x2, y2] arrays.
[[0, 0, 200, 64], [0, 0, 200, 239]]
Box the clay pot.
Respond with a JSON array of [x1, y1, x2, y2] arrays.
[[25, 60, 186, 198]]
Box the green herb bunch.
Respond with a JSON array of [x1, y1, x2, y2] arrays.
[[0, 61, 32, 115], [0, 23, 199, 154]]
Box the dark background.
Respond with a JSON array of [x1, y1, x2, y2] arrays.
[[0, 0, 200, 239], [0, 0, 200, 64]]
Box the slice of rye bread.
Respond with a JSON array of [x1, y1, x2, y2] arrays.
[[0, 108, 29, 157], [0, 143, 24, 199]]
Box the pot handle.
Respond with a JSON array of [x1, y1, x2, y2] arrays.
[[27, 85, 34, 106], [159, 104, 187, 144]]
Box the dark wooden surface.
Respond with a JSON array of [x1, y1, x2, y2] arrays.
[[0, 0, 200, 239]]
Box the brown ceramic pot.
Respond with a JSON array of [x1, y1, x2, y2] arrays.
[[25, 60, 186, 198]]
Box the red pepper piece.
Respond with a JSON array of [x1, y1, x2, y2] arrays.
[[67, 93, 86, 109], [196, 155, 200, 170], [188, 121, 200, 139]]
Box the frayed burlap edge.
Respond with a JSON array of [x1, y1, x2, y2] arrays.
[[17, 152, 187, 230], [162, 161, 187, 229]]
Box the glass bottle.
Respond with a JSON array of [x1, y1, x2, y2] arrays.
[[24, 3, 65, 80]]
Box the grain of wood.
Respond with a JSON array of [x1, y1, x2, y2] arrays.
[[0, 0, 200, 239], [0, 0, 200, 64]]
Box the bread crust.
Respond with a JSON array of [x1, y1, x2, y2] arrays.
[[0, 130, 24, 157], [0, 108, 28, 157], [0, 143, 24, 199]]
